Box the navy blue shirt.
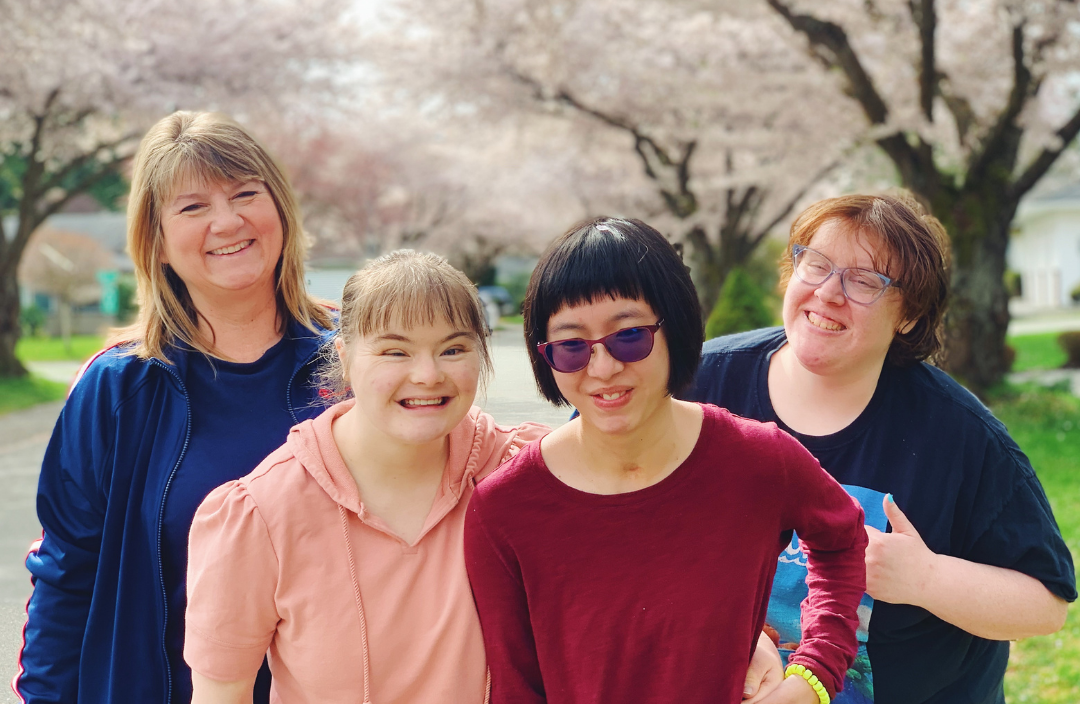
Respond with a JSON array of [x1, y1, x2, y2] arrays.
[[685, 328, 1076, 704], [161, 336, 298, 703]]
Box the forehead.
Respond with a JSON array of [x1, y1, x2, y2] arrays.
[[808, 219, 894, 274], [547, 295, 656, 331]]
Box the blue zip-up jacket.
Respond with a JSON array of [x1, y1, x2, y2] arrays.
[[16, 319, 333, 704]]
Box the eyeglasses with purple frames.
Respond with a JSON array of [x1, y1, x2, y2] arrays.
[[791, 244, 897, 305], [537, 321, 664, 373]]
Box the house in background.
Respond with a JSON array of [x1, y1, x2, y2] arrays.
[[12, 209, 130, 335], [1010, 184, 1080, 312]]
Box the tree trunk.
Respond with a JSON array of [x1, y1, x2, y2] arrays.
[[930, 190, 1015, 397], [0, 268, 28, 378], [683, 225, 732, 320]]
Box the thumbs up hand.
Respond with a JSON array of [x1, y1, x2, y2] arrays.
[[863, 494, 935, 606]]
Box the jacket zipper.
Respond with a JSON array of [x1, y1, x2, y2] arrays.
[[152, 359, 191, 704], [152, 335, 325, 703], [286, 342, 327, 424]]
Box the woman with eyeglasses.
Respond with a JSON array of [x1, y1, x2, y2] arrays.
[[686, 193, 1076, 704], [464, 217, 869, 704]]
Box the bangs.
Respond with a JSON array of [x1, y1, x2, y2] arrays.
[[354, 273, 485, 340], [531, 226, 647, 327], [151, 139, 265, 206]]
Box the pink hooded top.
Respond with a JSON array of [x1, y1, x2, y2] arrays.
[[184, 400, 548, 704]]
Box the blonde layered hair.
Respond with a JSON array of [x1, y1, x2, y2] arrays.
[[318, 250, 493, 402], [114, 111, 332, 361]]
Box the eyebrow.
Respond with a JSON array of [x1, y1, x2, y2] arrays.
[[170, 180, 262, 205], [549, 308, 650, 336], [372, 331, 473, 344]]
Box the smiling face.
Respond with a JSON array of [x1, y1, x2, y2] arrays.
[[546, 296, 670, 436], [159, 176, 284, 306], [782, 218, 911, 380], [337, 316, 482, 448]]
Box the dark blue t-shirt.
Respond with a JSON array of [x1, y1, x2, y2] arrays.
[[685, 328, 1076, 704], [161, 336, 300, 703]]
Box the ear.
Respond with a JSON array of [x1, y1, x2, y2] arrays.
[[897, 319, 917, 335], [334, 337, 349, 382]]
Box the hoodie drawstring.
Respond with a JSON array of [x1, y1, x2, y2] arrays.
[[339, 505, 373, 704]]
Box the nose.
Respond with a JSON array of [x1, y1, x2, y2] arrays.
[[410, 354, 444, 385], [814, 273, 847, 305], [585, 342, 622, 380], [208, 202, 244, 235]]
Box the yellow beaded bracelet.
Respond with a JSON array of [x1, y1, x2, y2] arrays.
[[784, 663, 830, 704]]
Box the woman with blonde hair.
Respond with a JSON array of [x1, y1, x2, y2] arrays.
[[183, 250, 549, 703], [17, 111, 334, 704]]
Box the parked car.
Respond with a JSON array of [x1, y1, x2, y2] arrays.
[[477, 286, 515, 334]]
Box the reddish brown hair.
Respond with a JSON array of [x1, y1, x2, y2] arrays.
[[781, 192, 951, 365]]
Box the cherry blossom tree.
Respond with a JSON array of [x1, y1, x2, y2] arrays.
[[373, 0, 865, 315], [765, 0, 1080, 393], [0, 0, 358, 377]]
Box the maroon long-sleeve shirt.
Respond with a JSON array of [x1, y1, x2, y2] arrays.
[[465, 404, 867, 703]]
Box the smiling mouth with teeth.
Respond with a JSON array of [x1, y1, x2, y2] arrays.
[[806, 311, 845, 332], [400, 397, 449, 408], [209, 240, 254, 256], [598, 391, 627, 401]]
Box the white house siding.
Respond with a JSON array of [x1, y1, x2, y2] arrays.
[[1011, 195, 1080, 310]]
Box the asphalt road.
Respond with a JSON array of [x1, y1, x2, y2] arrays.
[[0, 327, 567, 703]]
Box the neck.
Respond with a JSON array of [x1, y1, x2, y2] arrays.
[[189, 283, 282, 362], [570, 397, 698, 489], [769, 343, 884, 435], [332, 405, 449, 492]]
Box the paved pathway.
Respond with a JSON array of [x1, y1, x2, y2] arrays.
[[0, 327, 566, 702]]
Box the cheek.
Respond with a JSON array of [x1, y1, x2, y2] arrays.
[[350, 360, 400, 397], [780, 283, 801, 322], [451, 359, 482, 393]]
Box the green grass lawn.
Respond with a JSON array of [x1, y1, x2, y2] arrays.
[[0, 334, 105, 415], [0, 375, 67, 414], [991, 385, 1080, 702], [15, 334, 105, 362], [1009, 332, 1069, 373]]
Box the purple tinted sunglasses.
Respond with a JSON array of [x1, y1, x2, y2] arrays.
[[537, 321, 664, 373]]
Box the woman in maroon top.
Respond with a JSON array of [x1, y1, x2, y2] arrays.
[[464, 217, 869, 704]]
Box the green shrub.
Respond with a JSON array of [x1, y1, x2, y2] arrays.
[[1004, 270, 1023, 299], [1059, 331, 1080, 368], [116, 277, 138, 323], [498, 271, 531, 315], [705, 268, 774, 340], [1071, 281, 1080, 304], [19, 305, 47, 336]]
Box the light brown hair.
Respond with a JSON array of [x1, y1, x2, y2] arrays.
[[317, 250, 493, 401], [781, 192, 951, 365], [112, 110, 332, 361]]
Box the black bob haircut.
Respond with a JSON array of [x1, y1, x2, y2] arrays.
[[523, 217, 703, 407]]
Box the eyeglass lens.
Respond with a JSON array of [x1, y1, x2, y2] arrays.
[[794, 247, 889, 304], [543, 326, 657, 373]]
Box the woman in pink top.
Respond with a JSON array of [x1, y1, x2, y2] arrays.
[[184, 250, 548, 704]]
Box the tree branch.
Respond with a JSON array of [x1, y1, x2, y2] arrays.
[[766, 0, 890, 125], [938, 75, 976, 146], [766, 0, 929, 187], [751, 158, 841, 249], [910, 0, 937, 122], [968, 22, 1033, 187], [38, 131, 139, 196], [1010, 105, 1080, 200]]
